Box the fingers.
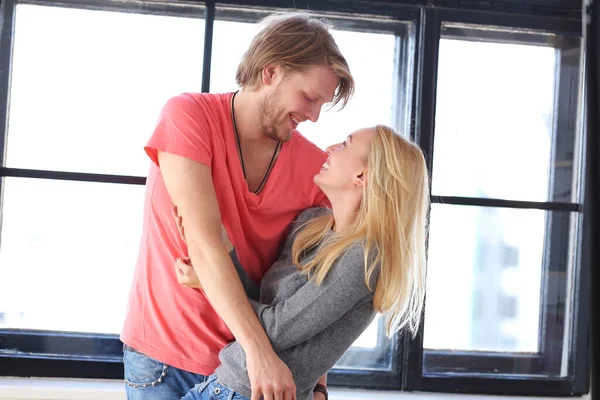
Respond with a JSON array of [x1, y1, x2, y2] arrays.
[[175, 258, 192, 274], [263, 392, 274, 400], [171, 203, 187, 243], [175, 258, 191, 285], [283, 389, 293, 400]]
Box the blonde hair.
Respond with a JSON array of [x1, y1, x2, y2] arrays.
[[291, 125, 430, 337], [236, 12, 354, 109]]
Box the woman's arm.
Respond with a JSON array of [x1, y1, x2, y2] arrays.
[[174, 240, 373, 352], [173, 206, 367, 351], [249, 243, 374, 352]]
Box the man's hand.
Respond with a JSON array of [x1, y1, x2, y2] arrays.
[[175, 257, 203, 289], [247, 348, 296, 400]]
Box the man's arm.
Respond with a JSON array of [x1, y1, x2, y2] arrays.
[[158, 151, 295, 400]]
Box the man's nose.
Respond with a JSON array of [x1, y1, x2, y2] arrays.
[[306, 104, 321, 123]]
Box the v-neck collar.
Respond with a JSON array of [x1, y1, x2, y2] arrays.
[[227, 92, 287, 206]]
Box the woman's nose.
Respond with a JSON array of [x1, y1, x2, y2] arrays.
[[325, 143, 338, 154]]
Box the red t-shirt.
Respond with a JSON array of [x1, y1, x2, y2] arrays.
[[120, 92, 327, 375]]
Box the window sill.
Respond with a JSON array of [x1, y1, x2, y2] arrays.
[[0, 377, 592, 400]]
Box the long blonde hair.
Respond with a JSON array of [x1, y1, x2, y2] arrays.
[[291, 125, 430, 337], [235, 11, 354, 109]]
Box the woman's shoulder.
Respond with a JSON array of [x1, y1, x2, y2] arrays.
[[336, 241, 380, 288], [296, 207, 331, 223], [279, 207, 331, 258], [288, 207, 331, 235]]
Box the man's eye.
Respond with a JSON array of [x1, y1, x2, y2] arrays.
[[304, 95, 315, 103]]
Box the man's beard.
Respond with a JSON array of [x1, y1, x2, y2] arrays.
[[258, 88, 292, 143]]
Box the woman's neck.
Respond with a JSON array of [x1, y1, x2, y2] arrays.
[[328, 192, 361, 233]]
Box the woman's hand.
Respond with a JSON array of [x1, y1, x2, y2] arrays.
[[171, 203, 233, 252], [171, 204, 233, 290], [175, 257, 203, 289], [171, 203, 188, 243]]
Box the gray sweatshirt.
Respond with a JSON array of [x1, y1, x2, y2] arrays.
[[215, 207, 379, 400]]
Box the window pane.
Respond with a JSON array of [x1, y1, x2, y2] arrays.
[[210, 19, 405, 148], [423, 203, 573, 370], [299, 29, 398, 148], [334, 315, 394, 371], [432, 28, 572, 202], [7, 5, 205, 176], [210, 20, 258, 93], [0, 178, 144, 334]]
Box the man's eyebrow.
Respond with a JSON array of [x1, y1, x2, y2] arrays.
[[316, 91, 334, 103], [347, 135, 353, 143]]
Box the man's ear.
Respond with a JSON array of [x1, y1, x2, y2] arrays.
[[262, 64, 279, 86]]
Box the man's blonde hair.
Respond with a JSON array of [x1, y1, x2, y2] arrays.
[[236, 12, 354, 109]]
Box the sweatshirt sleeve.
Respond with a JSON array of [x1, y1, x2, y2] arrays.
[[250, 243, 375, 351]]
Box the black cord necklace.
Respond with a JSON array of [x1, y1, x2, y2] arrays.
[[230, 91, 281, 194]]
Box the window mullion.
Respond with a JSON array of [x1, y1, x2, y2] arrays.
[[404, 7, 441, 392], [202, 0, 215, 92]]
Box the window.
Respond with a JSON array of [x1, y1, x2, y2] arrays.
[[0, 3, 205, 336], [7, 4, 205, 177], [0, 0, 592, 397], [0, 0, 206, 377], [406, 13, 588, 395], [0, 178, 145, 333]]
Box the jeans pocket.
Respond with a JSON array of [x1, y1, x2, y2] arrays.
[[207, 380, 249, 400], [123, 349, 168, 388]]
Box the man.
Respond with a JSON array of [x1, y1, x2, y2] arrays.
[[121, 11, 354, 400]]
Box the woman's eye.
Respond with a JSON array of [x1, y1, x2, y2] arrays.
[[341, 141, 347, 148]]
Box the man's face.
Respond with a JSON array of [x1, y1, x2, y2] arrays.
[[258, 64, 339, 142]]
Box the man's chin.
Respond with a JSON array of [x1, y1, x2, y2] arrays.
[[275, 130, 293, 143]]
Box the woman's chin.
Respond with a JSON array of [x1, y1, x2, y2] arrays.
[[314, 172, 326, 190]]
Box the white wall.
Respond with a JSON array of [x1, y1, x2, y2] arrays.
[[0, 378, 592, 400]]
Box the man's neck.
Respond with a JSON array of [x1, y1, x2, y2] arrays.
[[233, 90, 271, 144]]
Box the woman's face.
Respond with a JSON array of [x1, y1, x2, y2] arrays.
[[314, 128, 374, 194]]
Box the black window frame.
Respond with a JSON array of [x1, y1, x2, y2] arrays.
[[0, 0, 593, 397], [406, 5, 590, 397]]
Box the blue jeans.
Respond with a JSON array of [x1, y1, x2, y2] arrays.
[[123, 345, 208, 400], [181, 374, 250, 400]]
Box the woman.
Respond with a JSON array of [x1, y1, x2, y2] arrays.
[[175, 125, 429, 400]]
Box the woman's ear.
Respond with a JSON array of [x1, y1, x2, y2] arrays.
[[352, 171, 366, 187]]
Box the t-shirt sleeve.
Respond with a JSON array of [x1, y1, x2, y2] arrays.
[[144, 94, 213, 168]]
